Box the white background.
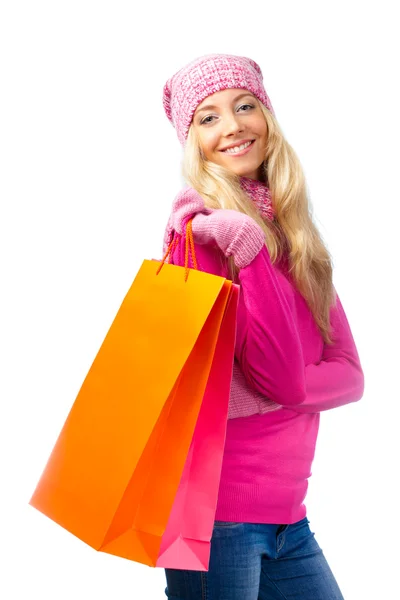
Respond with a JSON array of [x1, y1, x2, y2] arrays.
[[1, 1, 399, 598]]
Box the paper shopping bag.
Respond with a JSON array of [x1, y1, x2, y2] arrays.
[[156, 283, 239, 571], [29, 221, 235, 567]]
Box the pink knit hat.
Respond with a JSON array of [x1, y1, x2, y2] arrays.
[[163, 53, 275, 146]]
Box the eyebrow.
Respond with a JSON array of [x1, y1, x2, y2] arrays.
[[194, 92, 256, 116]]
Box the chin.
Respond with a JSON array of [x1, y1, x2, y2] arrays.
[[232, 165, 259, 178]]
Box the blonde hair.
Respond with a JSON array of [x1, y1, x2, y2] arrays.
[[182, 102, 336, 344]]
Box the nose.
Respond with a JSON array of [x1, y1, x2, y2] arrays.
[[222, 112, 244, 137]]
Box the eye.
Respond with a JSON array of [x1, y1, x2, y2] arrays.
[[200, 115, 215, 125], [238, 103, 254, 112]]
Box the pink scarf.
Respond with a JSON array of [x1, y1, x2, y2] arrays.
[[239, 176, 275, 222]]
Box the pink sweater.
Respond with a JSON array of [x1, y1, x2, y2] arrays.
[[167, 225, 365, 525]]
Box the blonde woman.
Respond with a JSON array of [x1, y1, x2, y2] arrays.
[[161, 54, 364, 600]]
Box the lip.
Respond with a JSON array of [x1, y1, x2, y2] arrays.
[[220, 139, 255, 156]]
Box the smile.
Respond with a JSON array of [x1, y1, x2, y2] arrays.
[[221, 140, 255, 155]]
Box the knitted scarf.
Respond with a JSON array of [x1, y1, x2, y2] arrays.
[[239, 176, 275, 222]]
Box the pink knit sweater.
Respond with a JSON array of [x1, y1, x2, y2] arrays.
[[166, 198, 364, 525]]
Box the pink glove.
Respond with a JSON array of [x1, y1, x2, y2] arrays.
[[170, 187, 265, 269], [162, 187, 210, 256], [169, 187, 213, 235]]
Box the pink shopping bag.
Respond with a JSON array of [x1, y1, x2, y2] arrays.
[[156, 283, 239, 571]]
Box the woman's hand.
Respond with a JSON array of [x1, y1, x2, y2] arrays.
[[170, 187, 213, 235], [170, 187, 265, 269]]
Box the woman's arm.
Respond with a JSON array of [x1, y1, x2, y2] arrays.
[[166, 215, 364, 412], [237, 250, 364, 412], [234, 246, 306, 406], [168, 230, 307, 408]]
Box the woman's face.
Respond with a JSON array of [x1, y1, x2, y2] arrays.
[[191, 88, 268, 180]]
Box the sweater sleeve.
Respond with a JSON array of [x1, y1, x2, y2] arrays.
[[289, 292, 365, 413], [234, 246, 307, 406]]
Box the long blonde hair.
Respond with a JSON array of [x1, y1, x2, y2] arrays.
[[182, 102, 336, 344]]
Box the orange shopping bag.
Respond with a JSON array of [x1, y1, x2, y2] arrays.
[[29, 220, 236, 567]]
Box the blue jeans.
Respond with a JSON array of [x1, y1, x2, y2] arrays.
[[164, 517, 345, 599]]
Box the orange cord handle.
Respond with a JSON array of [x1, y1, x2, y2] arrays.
[[156, 219, 198, 281]]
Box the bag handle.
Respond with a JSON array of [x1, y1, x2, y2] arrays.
[[156, 219, 198, 282]]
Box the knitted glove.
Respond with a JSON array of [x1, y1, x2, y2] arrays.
[[170, 187, 213, 235], [191, 210, 265, 269], [170, 187, 265, 269]]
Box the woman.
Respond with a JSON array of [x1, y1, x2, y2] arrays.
[[161, 53, 364, 600]]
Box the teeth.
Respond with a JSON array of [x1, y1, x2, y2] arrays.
[[223, 140, 253, 154]]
